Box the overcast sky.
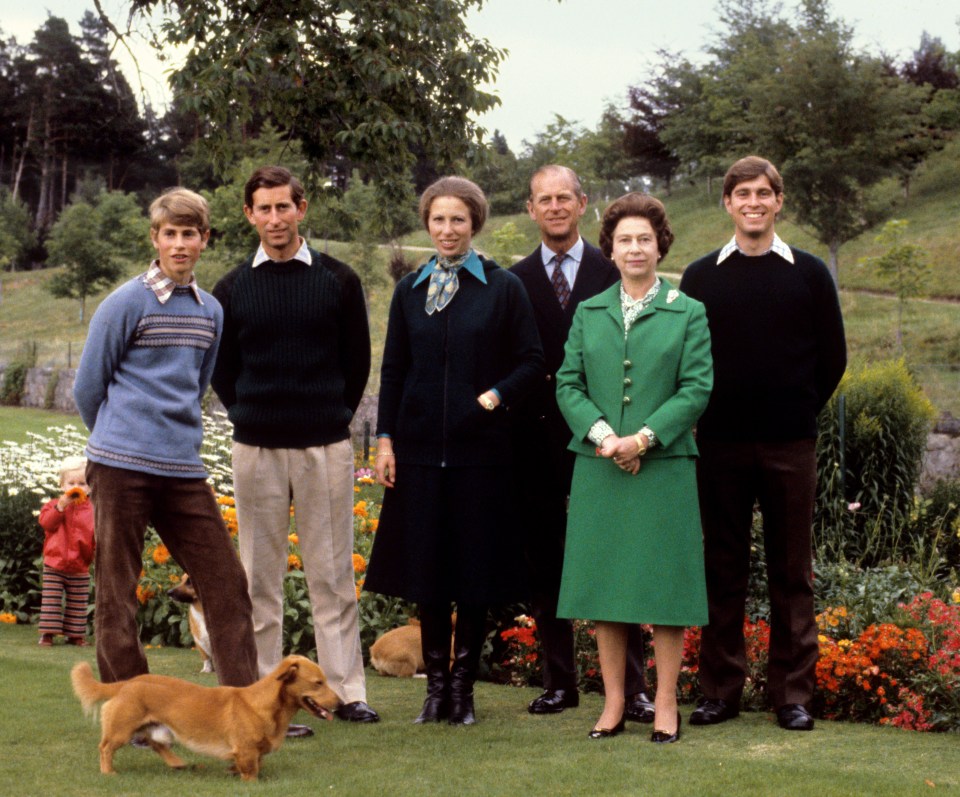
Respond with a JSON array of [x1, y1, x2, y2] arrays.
[[5, 0, 960, 151]]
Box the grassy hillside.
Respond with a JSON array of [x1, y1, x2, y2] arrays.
[[2, 140, 958, 410]]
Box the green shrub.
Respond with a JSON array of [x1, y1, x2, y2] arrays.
[[42, 370, 60, 411], [815, 359, 937, 566], [0, 487, 44, 618]]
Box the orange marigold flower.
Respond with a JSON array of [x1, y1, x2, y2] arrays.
[[0, 612, 16, 624], [367, 518, 379, 533], [287, 553, 302, 571], [152, 544, 171, 565], [216, 495, 235, 506], [353, 501, 368, 518], [136, 584, 155, 604], [352, 553, 367, 573], [66, 486, 88, 503], [289, 533, 299, 546], [355, 578, 365, 600]]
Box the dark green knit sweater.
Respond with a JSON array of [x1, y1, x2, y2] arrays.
[[211, 248, 371, 448], [680, 247, 846, 441]]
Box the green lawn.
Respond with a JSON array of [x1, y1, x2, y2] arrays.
[[0, 406, 83, 443], [0, 624, 957, 797]]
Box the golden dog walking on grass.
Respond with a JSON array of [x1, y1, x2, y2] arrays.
[[71, 655, 340, 781]]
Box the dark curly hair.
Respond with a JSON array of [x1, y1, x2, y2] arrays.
[[598, 193, 674, 261]]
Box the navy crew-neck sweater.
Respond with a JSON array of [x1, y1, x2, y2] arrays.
[[679, 247, 846, 442], [211, 248, 371, 449]]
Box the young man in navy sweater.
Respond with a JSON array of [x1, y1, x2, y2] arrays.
[[680, 156, 846, 732], [75, 188, 257, 688], [212, 166, 377, 729]]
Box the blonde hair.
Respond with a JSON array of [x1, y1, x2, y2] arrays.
[[59, 455, 87, 482], [149, 188, 210, 233]]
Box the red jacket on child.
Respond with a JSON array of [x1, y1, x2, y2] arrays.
[[38, 499, 95, 574]]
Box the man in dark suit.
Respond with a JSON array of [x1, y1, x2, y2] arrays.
[[510, 165, 655, 722]]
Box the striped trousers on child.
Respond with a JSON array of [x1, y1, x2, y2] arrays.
[[39, 565, 90, 638]]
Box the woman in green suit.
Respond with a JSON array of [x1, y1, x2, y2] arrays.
[[556, 193, 712, 743]]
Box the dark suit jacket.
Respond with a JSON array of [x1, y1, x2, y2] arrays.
[[510, 241, 619, 490]]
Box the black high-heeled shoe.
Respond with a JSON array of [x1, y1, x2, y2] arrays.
[[651, 712, 682, 744], [588, 716, 626, 739]]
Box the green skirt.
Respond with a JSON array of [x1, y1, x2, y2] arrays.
[[557, 454, 708, 626]]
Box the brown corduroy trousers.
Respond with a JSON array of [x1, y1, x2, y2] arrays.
[[87, 462, 257, 686]]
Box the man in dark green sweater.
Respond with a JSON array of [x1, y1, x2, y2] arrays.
[[212, 166, 378, 731], [680, 156, 846, 733]]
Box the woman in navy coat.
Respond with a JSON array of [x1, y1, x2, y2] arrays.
[[365, 176, 544, 726]]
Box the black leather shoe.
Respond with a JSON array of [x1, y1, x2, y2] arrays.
[[651, 712, 682, 744], [528, 688, 579, 714], [335, 701, 380, 723], [689, 698, 739, 726], [285, 723, 315, 738], [624, 691, 655, 723], [777, 703, 814, 731], [587, 716, 626, 739]]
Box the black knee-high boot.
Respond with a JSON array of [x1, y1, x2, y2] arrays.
[[415, 603, 453, 724], [448, 605, 487, 725]]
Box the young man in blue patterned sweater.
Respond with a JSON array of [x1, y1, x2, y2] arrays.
[[74, 188, 257, 687]]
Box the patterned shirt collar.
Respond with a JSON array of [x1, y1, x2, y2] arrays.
[[143, 261, 204, 305], [252, 237, 312, 267], [717, 232, 795, 265]]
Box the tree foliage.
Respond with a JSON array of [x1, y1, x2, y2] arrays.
[[632, 0, 940, 280], [858, 219, 929, 352], [128, 0, 505, 211], [0, 188, 38, 270], [45, 200, 126, 321]]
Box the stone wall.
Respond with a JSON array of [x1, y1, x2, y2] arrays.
[[6, 365, 959, 487]]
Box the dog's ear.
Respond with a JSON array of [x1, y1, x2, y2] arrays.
[[276, 660, 300, 684]]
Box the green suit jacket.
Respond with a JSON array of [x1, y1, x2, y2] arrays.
[[556, 278, 713, 458]]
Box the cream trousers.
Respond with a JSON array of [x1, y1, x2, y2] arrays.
[[233, 439, 367, 704]]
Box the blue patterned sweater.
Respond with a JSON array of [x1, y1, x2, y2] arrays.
[[74, 274, 222, 478]]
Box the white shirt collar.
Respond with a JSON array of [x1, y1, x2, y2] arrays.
[[717, 232, 794, 265], [252, 237, 312, 267], [539, 236, 585, 267]]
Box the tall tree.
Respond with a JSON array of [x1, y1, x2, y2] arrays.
[[746, 0, 927, 280], [45, 200, 125, 321], [122, 0, 505, 211], [657, 0, 794, 188]]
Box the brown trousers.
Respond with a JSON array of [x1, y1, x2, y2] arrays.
[[695, 439, 819, 709], [88, 462, 257, 686]]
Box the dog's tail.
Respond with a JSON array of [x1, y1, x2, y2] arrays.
[[71, 662, 122, 716]]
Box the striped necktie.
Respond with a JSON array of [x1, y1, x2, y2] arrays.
[[550, 252, 571, 309]]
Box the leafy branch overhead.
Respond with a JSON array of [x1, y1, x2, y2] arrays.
[[127, 0, 506, 204]]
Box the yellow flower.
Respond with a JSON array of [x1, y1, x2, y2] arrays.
[[0, 612, 16, 624], [352, 553, 367, 574], [152, 544, 171, 565], [216, 495, 235, 506], [287, 553, 303, 571], [355, 578, 365, 600], [952, 588, 960, 604], [288, 533, 299, 546], [354, 485, 361, 493]]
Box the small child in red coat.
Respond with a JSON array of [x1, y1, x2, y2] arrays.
[[37, 455, 95, 646]]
